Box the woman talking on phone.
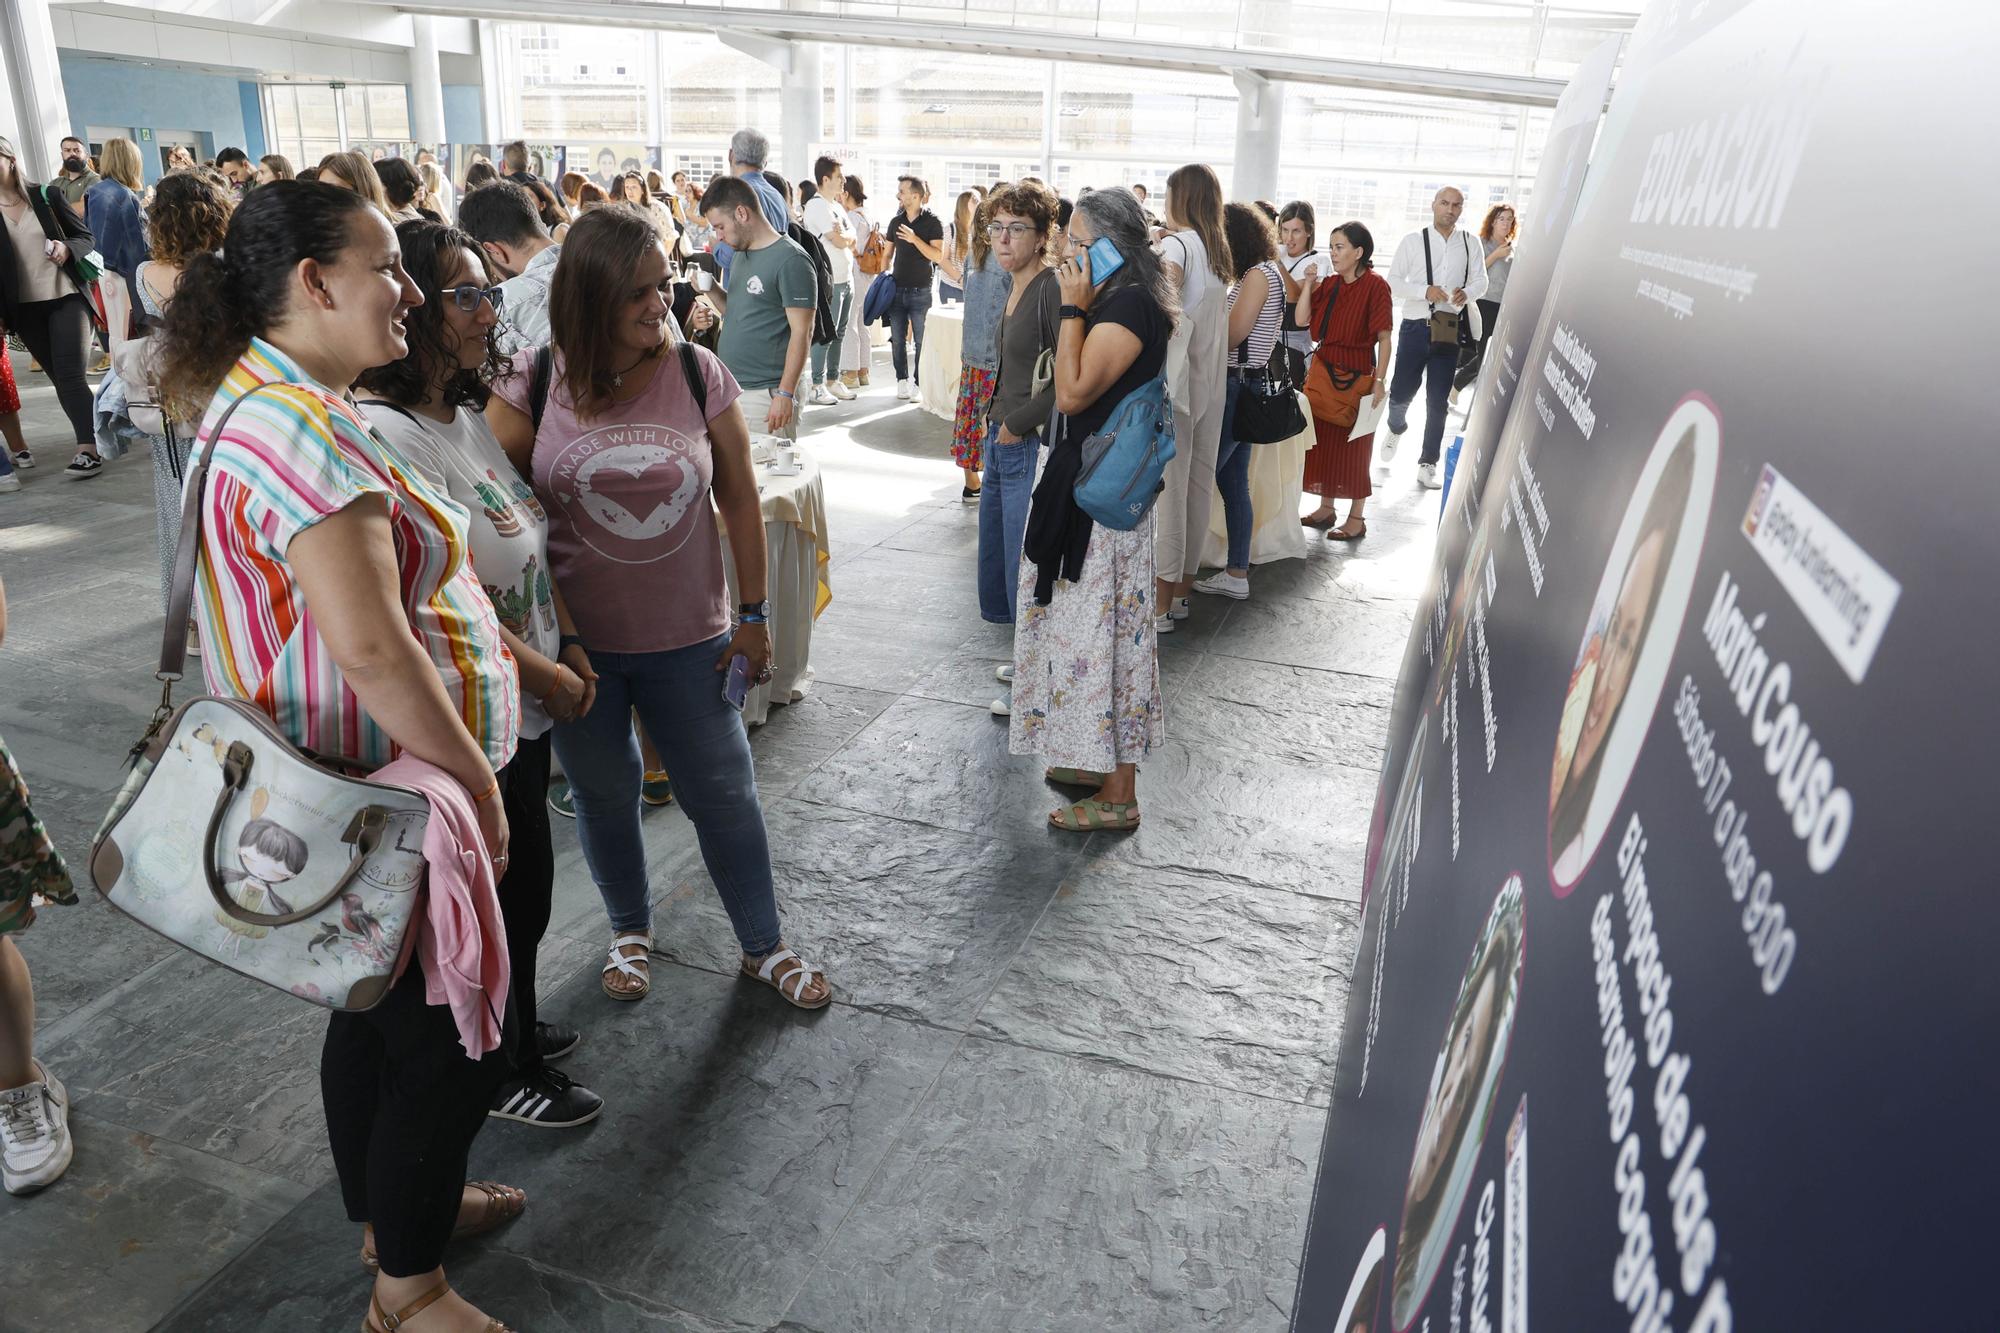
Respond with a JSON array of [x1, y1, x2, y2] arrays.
[[486, 205, 832, 1011], [1010, 188, 1173, 832]]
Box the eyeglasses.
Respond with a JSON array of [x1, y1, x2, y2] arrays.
[[986, 222, 1036, 239], [440, 285, 505, 314]]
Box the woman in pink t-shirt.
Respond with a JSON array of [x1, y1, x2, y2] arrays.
[[488, 206, 831, 1010]]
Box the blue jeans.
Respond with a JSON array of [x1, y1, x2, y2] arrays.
[[551, 632, 782, 954], [1214, 372, 1254, 572], [1387, 317, 1459, 465], [810, 280, 853, 383], [977, 421, 1041, 623], [888, 285, 932, 382]]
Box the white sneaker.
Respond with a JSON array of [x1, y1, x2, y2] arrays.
[[1194, 571, 1249, 600], [995, 664, 1015, 683], [1418, 462, 1442, 489], [0, 474, 18, 493], [809, 383, 837, 406], [827, 378, 856, 401], [895, 380, 914, 401], [989, 696, 1012, 717], [1166, 596, 1191, 622], [1155, 614, 1176, 634], [1378, 431, 1400, 464], [1, 1060, 74, 1196]]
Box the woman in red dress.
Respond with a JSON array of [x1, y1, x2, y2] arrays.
[[1298, 222, 1393, 540]]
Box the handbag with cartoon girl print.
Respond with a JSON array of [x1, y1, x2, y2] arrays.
[[89, 383, 433, 1011]]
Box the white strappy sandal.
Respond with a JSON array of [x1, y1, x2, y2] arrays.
[[740, 944, 832, 1010], [602, 932, 653, 1001]]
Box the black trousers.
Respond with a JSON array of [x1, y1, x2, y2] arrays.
[[321, 962, 511, 1276], [1453, 298, 1502, 391], [319, 738, 552, 1277], [8, 294, 95, 446], [496, 734, 554, 1078]]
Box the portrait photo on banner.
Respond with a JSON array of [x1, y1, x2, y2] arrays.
[[1548, 395, 1720, 892], [1390, 875, 1524, 1331]]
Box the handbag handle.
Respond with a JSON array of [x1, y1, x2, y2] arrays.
[[159, 380, 285, 687], [202, 740, 391, 927]]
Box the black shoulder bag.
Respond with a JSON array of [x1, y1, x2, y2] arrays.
[[1229, 264, 1307, 445]]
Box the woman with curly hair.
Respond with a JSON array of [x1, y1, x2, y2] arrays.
[[152, 178, 526, 1333], [357, 219, 605, 1132], [91, 169, 234, 603]]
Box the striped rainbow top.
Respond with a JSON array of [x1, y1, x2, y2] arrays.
[[190, 337, 520, 769]]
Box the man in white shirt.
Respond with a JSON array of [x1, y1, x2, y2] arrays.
[[1383, 186, 1489, 487], [458, 181, 560, 356], [803, 154, 857, 403]]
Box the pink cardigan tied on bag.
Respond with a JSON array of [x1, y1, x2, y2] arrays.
[[372, 754, 510, 1058]]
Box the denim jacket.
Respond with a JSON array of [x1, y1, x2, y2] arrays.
[[84, 181, 149, 296], [959, 255, 1008, 371]]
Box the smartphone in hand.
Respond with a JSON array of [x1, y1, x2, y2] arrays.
[[724, 654, 752, 711], [1085, 236, 1127, 286]]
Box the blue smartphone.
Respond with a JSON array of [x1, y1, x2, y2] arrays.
[[1085, 235, 1126, 286], [724, 654, 751, 711]]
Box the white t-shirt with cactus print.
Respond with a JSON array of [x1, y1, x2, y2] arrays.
[[366, 403, 561, 739]]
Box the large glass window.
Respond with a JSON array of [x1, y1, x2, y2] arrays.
[[261, 83, 412, 165], [479, 20, 1586, 238]]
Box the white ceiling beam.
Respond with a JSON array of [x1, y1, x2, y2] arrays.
[[368, 0, 1572, 107]]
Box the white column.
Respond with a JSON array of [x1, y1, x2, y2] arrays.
[[0, 0, 71, 181], [718, 30, 818, 182], [779, 41, 821, 182], [1042, 60, 1059, 179], [1230, 69, 1284, 202], [409, 15, 448, 147], [478, 20, 506, 142]]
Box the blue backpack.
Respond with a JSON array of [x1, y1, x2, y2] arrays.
[[1069, 376, 1177, 531]]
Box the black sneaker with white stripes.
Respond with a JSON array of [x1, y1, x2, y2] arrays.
[[534, 1021, 580, 1063], [489, 1066, 603, 1128]]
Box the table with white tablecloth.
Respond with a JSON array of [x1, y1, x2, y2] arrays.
[[719, 442, 833, 726], [1201, 394, 1312, 568], [916, 304, 965, 420]]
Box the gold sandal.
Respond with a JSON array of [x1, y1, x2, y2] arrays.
[[365, 1280, 513, 1332], [360, 1182, 527, 1271]]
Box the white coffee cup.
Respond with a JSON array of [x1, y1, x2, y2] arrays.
[[692, 269, 714, 292]]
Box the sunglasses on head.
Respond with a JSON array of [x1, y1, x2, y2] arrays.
[[440, 284, 505, 314]]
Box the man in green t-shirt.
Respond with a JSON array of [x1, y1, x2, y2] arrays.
[[691, 174, 816, 441]]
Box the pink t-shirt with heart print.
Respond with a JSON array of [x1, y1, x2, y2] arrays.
[[494, 343, 743, 653]]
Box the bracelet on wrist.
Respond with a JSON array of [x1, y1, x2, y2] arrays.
[[773, 388, 796, 401], [471, 776, 500, 805], [737, 613, 770, 626], [538, 664, 569, 704]]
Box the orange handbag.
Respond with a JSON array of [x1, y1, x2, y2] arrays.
[[1302, 279, 1372, 425]]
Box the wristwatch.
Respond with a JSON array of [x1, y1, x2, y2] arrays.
[[1059, 304, 1088, 321], [558, 634, 585, 653], [738, 600, 771, 625]]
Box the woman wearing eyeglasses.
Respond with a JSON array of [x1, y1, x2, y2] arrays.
[[358, 221, 606, 1131]]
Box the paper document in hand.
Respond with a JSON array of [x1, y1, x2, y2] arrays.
[[1352, 392, 1388, 438]]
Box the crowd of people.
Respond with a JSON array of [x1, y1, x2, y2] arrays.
[[0, 120, 1518, 1330]]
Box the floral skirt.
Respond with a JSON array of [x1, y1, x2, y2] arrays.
[[0, 342, 18, 416], [951, 366, 998, 470], [1008, 509, 1165, 773], [0, 731, 77, 935]]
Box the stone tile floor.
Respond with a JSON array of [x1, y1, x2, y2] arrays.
[[0, 351, 1448, 1331]]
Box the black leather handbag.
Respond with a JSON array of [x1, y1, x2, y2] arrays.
[[1230, 349, 1307, 445]]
